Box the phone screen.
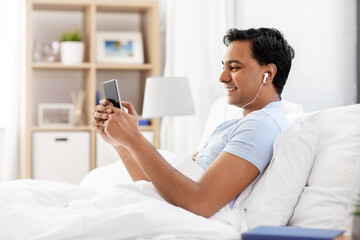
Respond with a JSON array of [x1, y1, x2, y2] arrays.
[[103, 79, 122, 109]]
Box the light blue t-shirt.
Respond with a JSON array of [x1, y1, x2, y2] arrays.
[[195, 101, 289, 173], [194, 101, 289, 207]]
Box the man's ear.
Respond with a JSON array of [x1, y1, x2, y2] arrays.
[[265, 63, 277, 84]]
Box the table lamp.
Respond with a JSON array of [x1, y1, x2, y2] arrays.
[[142, 77, 196, 118]]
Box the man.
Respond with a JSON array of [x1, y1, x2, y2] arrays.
[[91, 28, 295, 218]]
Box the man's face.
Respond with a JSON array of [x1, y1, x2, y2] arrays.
[[220, 40, 264, 108]]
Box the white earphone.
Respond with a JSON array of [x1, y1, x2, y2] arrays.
[[242, 72, 269, 109], [263, 73, 269, 84]]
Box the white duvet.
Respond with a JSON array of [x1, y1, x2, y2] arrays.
[[0, 153, 244, 240]]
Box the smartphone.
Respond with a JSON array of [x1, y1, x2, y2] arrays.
[[102, 79, 123, 109]]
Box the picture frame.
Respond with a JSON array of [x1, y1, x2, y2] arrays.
[[33, 41, 60, 62], [38, 103, 74, 127], [96, 31, 144, 64]]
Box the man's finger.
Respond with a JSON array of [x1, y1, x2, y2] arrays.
[[93, 111, 110, 120], [100, 99, 114, 107], [94, 104, 108, 113], [103, 119, 109, 129], [122, 101, 138, 115], [105, 105, 121, 114], [91, 119, 104, 126]]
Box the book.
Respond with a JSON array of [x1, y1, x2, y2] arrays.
[[138, 119, 151, 126], [241, 226, 345, 240]]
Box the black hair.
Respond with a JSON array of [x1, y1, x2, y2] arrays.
[[223, 28, 295, 95]]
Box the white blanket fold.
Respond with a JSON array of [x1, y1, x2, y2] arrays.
[[0, 154, 240, 239]]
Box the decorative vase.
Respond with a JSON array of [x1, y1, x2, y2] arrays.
[[73, 108, 84, 126], [33, 41, 60, 62], [60, 41, 84, 65], [353, 215, 360, 240]]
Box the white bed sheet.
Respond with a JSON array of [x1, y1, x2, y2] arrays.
[[0, 154, 240, 240]]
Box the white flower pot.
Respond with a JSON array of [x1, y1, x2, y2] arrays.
[[60, 41, 84, 65]]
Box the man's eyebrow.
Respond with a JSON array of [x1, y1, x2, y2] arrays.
[[222, 60, 243, 65]]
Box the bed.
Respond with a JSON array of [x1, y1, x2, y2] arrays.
[[1, 99, 359, 239], [0, 153, 240, 240]]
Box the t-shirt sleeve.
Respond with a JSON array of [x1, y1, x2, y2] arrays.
[[223, 113, 280, 173]]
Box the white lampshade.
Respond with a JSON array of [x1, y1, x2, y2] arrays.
[[142, 77, 196, 118]]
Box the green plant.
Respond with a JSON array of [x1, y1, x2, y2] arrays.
[[355, 193, 360, 216], [356, 203, 360, 216], [61, 30, 82, 42]]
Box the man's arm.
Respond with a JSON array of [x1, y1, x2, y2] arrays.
[[129, 139, 259, 217], [113, 145, 150, 182], [104, 102, 260, 217], [91, 100, 149, 182]]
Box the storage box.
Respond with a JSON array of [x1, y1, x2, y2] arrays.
[[96, 133, 119, 168], [96, 131, 155, 168], [32, 131, 90, 184]]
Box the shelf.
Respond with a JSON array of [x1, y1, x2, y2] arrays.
[[32, 125, 154, 132], [32, 62, 153, 71], [32, 62, 91, 70], [96, 0, 158, 11], [31, 126, 92, 132], [32, 0, 157, 12], [139, 125, 154, 131], [32, 0, 89, 11], [96, 63, 153, 70], [23, 0, 161, 180]]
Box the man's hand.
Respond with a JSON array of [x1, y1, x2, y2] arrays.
[[91, 99, 150, 181], [91, 99, 142, 149], [91, 99, 118, 146], [103, 101, 142, 148]]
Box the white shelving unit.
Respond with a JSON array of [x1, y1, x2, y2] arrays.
[[21, 0, 161, 182]]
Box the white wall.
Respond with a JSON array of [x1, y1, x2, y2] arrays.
[[236, 0, 357, 112], [0, 130, 3, 167]]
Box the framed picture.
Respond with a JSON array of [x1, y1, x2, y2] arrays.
[[38, 104, 74, 127], [96, 31, 144, 64]]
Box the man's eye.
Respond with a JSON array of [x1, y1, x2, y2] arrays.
[[230, 66, 240, 71]]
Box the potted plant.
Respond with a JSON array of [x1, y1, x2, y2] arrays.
[[60, 30, 84, 65], [353, 201, 360, 240]]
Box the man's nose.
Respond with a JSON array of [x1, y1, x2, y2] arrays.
[[219, 69, 231, 83]]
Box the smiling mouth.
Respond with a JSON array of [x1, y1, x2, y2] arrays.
[[225, 87, 238, 92]]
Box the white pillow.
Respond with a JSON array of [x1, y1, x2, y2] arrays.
[[80, 150, 178, 193], [288, 104, 360, 233], [169, 154, 204, 181], [244, 121, 318, 229]]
